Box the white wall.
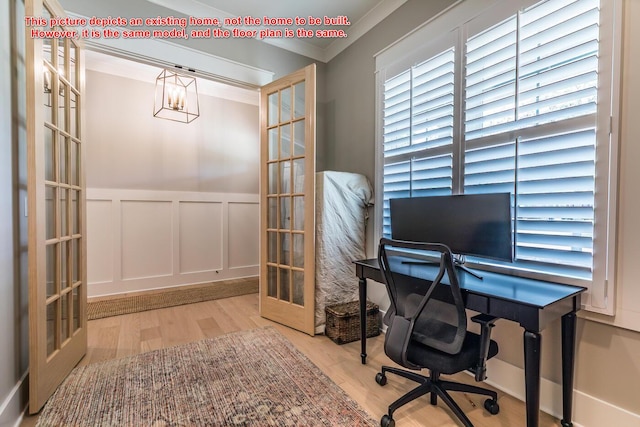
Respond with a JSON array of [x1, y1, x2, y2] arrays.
[[84, 68, 260, 296], [87, 189, 258, 296]]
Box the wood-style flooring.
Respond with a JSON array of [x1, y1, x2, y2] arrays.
[[22, 293, 559, 426]]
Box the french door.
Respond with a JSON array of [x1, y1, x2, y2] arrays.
[[259, 65, 316, 335], [26, 0, 87, 413]]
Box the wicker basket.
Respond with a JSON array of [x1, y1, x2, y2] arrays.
[[325, 301, 381, 344]]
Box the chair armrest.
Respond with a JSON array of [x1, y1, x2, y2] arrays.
[[470, 314, 498, 382]]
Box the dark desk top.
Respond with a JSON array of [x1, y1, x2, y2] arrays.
[[355, 257, 586, 310]]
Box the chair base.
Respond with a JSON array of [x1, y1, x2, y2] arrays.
[[376, 366, 499, 427]]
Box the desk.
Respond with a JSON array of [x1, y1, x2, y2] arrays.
[[354, 257, 586, 427]]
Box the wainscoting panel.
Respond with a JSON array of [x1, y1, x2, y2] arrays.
[[179, 201, 223, 274], [121, 200, 174, 280], [87, 189, 259, 297], [87, 200, 114, 284], [228, 202, 260, 269]]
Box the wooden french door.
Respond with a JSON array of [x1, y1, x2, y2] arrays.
[[26, 0, 87, 413], [259, 65, 316, 335]]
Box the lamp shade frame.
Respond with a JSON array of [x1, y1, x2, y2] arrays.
[[153, 68, 200, 124]]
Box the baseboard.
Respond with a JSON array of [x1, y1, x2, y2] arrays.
[[0, 371, 28, 427], [483, 357, 640, 427]]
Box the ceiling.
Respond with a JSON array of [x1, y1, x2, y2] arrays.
[[75, 0, 409, 89], [145, 0, 408, 62]]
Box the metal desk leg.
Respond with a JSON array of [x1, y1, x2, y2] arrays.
[[561, 312, 577, 427], [359, 277, 367, 364], [524, 330, 541, 427]]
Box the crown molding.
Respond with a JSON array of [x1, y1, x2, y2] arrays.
[[67, 12, 273, 88]]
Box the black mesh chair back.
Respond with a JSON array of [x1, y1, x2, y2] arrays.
[[375, 237, 500, 427], [378, 238, 466, 365]]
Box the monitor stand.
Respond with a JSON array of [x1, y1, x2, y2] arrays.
[[454, 257, 483, 280]]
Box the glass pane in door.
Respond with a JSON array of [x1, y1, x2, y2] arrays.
[[268, 163, 278, 194], [268, 128, 278, 160], [279, 268, 290, 301], [292, 233, 304, 267], [71, 238, 79, 284], [280, 124, 291, 158], [267, 197, 277, 229], [44, 128, 54, 181], [267, 265, 277, 298], [280, 87, 291, 122], [279, 232, 290, 266], [292, 197, 304, 231], [293, 120, 305, 156], [267, 232, 277, 263], [57, 81, 66, 131], [280, 197, 290, 230], [70, 91, 77, 138], [60, 189, 67, 237], [293, 81, 305, 119], [61, 293, 69, 342], [292, 270, 304, 305], [71, 190, 79, 235], [70, 140, 79, 185], [72, 287, 80, 332], [60, 240, 68, 290], [293, 159, 305, 193], [60, 137, 68, 184], [280, 160, 291, 194], [45, 185, 55, 240], [268, 92, 279, 126], [46, 243, 56, 298], [46, 301, 57, 356]]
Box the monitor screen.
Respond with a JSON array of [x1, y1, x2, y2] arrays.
[[390, 193, 513, 262]]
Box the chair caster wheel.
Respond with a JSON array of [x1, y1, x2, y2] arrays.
[[375, 372, 387, 386], [484, 398, 500, 415], [381, 414, 395, 427]]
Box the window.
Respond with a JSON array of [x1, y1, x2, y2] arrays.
[[375, 0, 620, 313]]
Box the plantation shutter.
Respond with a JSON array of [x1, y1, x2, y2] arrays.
[[464, 0, 600, 281], [382, 48, 455, 237], [375, 0, 619, 313]]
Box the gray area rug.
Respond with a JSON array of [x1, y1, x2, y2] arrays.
[[36, 326, 377, 426]]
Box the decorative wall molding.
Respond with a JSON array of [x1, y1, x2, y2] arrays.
[[87, 188, 259, 297]]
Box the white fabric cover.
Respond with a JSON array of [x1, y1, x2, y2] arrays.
[[315, 171, 373, 332]]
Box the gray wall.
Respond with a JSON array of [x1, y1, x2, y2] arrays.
[[85, 70, 260, 193], [323, 0, 640, 418], [0, 0, 29, 425], [324, 0, 456, 182], [57, 0, 328, 172]]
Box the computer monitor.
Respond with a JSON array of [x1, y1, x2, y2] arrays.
[[390, 193, 513, 262]]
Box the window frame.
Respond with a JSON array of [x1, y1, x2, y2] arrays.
[[374, 0, 622, 314]]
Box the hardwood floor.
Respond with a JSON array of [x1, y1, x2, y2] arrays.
[[22, 293, 560, 426]]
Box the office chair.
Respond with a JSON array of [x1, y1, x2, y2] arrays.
[[375, 238, 500, 427]]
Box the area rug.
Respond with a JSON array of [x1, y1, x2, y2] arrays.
[[36, 326, 377, 426], [87, 278, 258, 320]]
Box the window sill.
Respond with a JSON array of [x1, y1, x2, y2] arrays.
[[578, 307, 640, 334]]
